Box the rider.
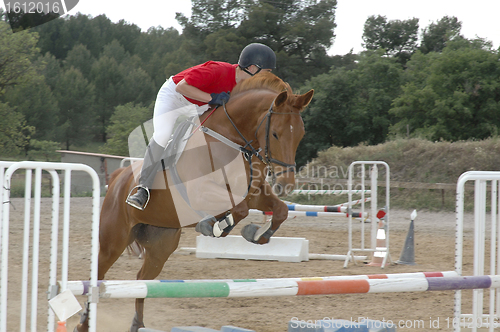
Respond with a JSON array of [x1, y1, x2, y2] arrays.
[[126, 43, 276, 233]]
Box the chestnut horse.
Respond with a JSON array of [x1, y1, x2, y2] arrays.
[[75, 72, 314, 332]]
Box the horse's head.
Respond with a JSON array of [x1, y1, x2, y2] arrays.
[[257, 88, 314, 197]]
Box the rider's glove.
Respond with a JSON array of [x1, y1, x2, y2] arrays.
[[209, 91, 230, 106]]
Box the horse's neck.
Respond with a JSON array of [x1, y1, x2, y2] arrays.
[[207, 92, 273, 146]]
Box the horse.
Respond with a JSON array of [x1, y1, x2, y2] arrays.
[[74, 72, 314, 332]]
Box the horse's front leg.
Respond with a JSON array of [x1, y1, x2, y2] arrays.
[[242, 182, 287, 244], [220, 199, 249, 237], [197, 199, 250, 237]]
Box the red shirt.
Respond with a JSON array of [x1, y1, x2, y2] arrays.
[[173, 61, 238, 106]]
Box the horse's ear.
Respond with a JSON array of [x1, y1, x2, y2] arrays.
[[274, 90, 288, 108], [294, 89, 314, 111]]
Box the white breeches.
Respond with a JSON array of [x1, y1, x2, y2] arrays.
[[152, 77, 209, 147]]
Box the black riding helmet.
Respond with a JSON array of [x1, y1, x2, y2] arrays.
[[238, 43, 276, 76]]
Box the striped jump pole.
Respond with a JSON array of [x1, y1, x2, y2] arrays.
[[249, 209, 368, 219], [290, 189, 371, 195], [65, 271, 458, 297], [285, 198, 372, 213], [97, 274, 500, 299]]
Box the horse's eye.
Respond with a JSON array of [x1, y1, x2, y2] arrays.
[[273, 132, 279, 140]]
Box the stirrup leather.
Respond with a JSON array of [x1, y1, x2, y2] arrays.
[[126, 185, 151, 211]]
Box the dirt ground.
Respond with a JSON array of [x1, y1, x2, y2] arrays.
[[3, 197, 482, 332]]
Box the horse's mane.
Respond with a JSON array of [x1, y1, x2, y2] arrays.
[[231, 72, 291, 96]]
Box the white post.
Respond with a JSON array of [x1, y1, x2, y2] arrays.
[[360, 166, 366, 250], [47, 170, 60, 331], [343, 161, 390, 268], [489, 180, 497, 332], [20, 170, 32, 332], [454, 171, 500, 332], [371, 165, 378, 250], [0, 161, 100, 332]]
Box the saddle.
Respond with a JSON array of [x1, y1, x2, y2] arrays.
[[158, 117, 197, 209], [153, 114, 247, 223], [161, 118, 195, 170]]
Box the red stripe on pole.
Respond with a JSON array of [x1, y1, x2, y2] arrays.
[[367, 274, 388, 279], [424, 272, 444, 278], [296, 280, 370, 295]]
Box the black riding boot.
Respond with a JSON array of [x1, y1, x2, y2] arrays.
[[126, 139, 165, 210]]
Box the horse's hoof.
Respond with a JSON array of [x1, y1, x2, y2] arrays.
[[195, 217, 216, 237], [73, 324, 87, 332], [196, 214, 235, 237], [130, 313, 144, 332], [241, 223, 259, 243], [242, 221, 278, 244]]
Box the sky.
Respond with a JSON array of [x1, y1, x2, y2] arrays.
[[9, 0, 499, 55]]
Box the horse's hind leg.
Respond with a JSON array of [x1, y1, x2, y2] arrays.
[[131, 225, 181, 332]]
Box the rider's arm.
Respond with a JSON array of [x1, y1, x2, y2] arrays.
[[175, 79, 212, 104]]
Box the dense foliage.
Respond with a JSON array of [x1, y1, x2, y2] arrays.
[[0, 2, 499, 168]]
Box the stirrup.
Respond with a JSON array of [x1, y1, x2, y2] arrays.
[[126, 185, 151, 211]]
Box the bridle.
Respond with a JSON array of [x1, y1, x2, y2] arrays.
[[254, 104, 299, 176], [221, 99, 299, 182], [199, 95, 300, 194]]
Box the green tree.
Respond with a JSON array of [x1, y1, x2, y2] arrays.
[[420, 16, 463, 54], [177, 0, 248, 35], [297, 51, 403, 165], [90, 51, 156, 141], [0, 20, 39, 93], [3, 76, 59, 141], [362, 15, 419, 64], [54, 67, 96, 149], [102, 39, 129, 64], [64, 43, 95, 79], [90, 55, 123, 141], [238, 0, 337, 86], [5, 9, 60, 31], [100, 103, 154, 156], [120, 67, 156, 106], [0, 102, 34, 155], [27, 139, 61, 161], [176, 0, 337, 87], [133, 27, 183, 87], [34, 52, 62, 90], [390, 39, 500, 141], [0, 20, 42, 155], [204, 29, 247, 62], [32, 16, 70, 59]]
